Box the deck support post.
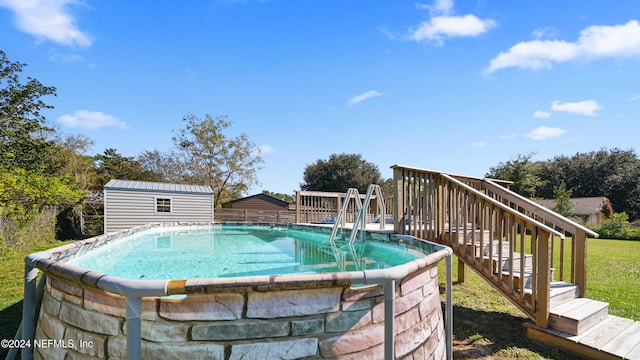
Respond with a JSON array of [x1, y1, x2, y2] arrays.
[[535, 229, 552, 328], [295, 191, 301, 223], [393, 167, 404, 235], [574, 229, 587, 298], [457, 259, 467, 283]]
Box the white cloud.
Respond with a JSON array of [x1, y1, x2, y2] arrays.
[[49, 52, 85, 64], [58, 110, 127, 130], [551, 99, 602, 116], [524, 126, 566, 140], [0, 0, 92, 48], [471, 141, 486, 148], [410, 0, 495, 45], [534, 110, 552, 119], [486, 20, 640, 73], [347, 90, 384, 106], [417, 0, 454, 16], [377, 27, 396, 40], [259, 144, 274, 154], [531, 26, 558, 40], [631, 94, 640, 101], [499, 133, 517, 140]]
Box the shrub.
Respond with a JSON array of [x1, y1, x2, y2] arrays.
[[589, 212, 640, 240], [0, 208, 57, 255]]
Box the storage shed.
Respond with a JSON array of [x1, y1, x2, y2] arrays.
[[104, 179, 214, 233]]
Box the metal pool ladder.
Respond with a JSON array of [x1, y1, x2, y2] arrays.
[[328, 184, 386, 246]]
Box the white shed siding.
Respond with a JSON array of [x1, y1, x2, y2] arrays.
[[104, 180, 214, 233]]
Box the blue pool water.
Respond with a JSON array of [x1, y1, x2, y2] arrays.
[[69, 225, 424, 280]]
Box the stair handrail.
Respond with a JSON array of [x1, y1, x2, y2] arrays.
[[441, 174, 566, 239], [442, 173, 561, 326], [482, 179, 599, 238]]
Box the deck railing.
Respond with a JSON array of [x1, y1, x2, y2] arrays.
[[391, 165, 597, 327], [478, 178, 598, 297], [295, 190, 393, 224]]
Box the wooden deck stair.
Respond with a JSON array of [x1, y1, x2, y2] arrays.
[[389, 165, 640, 359], [457, 232, 640, 359]]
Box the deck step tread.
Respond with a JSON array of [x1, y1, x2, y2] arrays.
[[577, 315, 634, 349], [550, 298, 608, 319], [499, 269, 533, 277], [549, 298, 609, 335], [522, 282, 579, 308], [524, 316, 640, 360], [522, 281, 578, 295]]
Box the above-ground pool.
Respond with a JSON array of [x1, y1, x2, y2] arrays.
[[68, 225, 424, 280], [24, 222, 452, 360]]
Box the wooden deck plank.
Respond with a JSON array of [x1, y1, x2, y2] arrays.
[[558, 299, 607, 321], [550, 297, 592, 315], [576, 316, 634, 349], [525, 316, 640, 360], [601, 322, 640, 357], [625, 340, 640, 360], [523, 321, 624, 360]]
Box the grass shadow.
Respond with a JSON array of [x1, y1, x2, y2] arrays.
[[449, 304, 581, 359], [0, 300, 23, 359]]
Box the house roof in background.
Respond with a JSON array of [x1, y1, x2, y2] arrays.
[[537, 197, 607, 216], [104, 179, 213, 194], [230, 193, 290, 205]]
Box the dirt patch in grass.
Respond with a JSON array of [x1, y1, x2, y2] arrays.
[[450, 304, 581, 359]]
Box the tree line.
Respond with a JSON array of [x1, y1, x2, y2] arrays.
[[486, 150, 640, 221]]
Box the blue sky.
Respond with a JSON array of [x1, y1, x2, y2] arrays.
[[1, 0, 639, 195]]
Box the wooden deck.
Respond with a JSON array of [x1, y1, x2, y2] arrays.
[[525, 315, 640, 360]]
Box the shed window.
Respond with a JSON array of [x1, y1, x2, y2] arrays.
[[156, 198, 171, 213]]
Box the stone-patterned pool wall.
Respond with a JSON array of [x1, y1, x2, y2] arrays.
[[31, 222, 448, 360]]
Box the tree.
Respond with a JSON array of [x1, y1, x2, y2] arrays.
[[486, 152, 543, 197], [537, 148, 640, 220], [552, 181, 574, 218], [262, 190, 295, 203], [137, 149, 183, 183], [173, 113, 263, 207], [0, 50, 84, 245], [57, 134, 99, 191], [0, 50, 58, 172], [94, 148, 152, 186], [300, 153, 382, 193], [0, 167, 84, 222]]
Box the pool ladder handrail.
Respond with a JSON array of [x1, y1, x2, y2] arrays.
[[348, 184, 385, 246], [328, 184, 386, 246], [329, 187, 362, 244]]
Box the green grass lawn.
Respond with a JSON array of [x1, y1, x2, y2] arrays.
[[0, 237, 637, 359], [584, 238, 639, 320], [0, 240, 74, 359]]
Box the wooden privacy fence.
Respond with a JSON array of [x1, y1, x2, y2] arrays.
[[214, 208, 295, 223], [295, 190, 394, 224], [391, 165, 598, 328]]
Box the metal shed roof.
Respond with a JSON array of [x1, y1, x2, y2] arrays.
[[104, 179, 213, 194]]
